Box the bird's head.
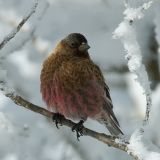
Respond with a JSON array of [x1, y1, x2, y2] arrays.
[[56, 33, 90, 57]]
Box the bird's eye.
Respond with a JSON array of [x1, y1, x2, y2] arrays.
[[70, 42, 77, 48]]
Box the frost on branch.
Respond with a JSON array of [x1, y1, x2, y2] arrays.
[[0, 0, 39, 50], [0, 0, 39, 94], [113, 1, 152, 128], [113, 1, 157, 159], [128, 129, 160, 160], [124, 1, 153, 21]]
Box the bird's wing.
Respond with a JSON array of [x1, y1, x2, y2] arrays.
[[92, 64, 120, 126]]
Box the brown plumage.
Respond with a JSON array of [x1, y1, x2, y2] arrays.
[[40, 33, 123, 135]]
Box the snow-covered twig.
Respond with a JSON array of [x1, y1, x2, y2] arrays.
[[0, 0, 39, 95], [113, 0, 153, 130], [113, 1, 156, 160], [1, 0, 49, 55], [0, 0, 39, 50], [128, 129, 160, 160]]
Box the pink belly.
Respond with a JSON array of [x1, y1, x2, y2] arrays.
[[42, 77, 104, 120]]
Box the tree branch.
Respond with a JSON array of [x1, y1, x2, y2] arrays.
[[113, 0, 153, 129], [113, 1, 155, 159], [4, 92, 139, 160], [0, 0, 39, 50], [2, 0, 49, 55]]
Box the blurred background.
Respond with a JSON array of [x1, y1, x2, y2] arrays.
[[0, 0, 160, 160]]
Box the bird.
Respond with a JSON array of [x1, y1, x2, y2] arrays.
[[40, 33, 123, 137]]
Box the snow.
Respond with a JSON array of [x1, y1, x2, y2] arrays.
[[128, 129, 147, 159], [112, 1, 160, 159], [0, 0, 38, 50], [113, 0, 152, 127], [146, 152, 160, 160], [113, 13, 151, 95], [124, 1, 153, 21], [128, 129, 160, 160], [0, 0, 160, 160], [126, 73, 146, 118]]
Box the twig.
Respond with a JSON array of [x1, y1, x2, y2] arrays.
[[113, 1, 154, 159], [4, 92, 139, 160], [0, 0, 39, 50], [113, 0, 153, 129], [1, 0, 49, 56], [104, 65, 128, 73]]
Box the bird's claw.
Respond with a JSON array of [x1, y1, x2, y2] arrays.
[[72, 120, 84, 141], [52, 113, 64, 129]]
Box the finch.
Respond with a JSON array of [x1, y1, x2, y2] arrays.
[[40, 33, 123, 136]]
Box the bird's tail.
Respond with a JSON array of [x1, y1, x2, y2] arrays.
[[105, 118, 124, 136], [97, 115, 124, 136]]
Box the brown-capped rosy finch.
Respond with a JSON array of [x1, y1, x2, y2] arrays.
[[40, 33, 123, 138]]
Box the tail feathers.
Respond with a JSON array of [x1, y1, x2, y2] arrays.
[[106, 118, 123, 136]]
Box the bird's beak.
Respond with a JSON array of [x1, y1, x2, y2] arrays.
[[79, 42, 90, 52]]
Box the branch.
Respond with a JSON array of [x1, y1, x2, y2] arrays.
[[113, 0, 153, 130], [4, 92, 139, 160], [104, 65, 128, 73], [113, 1, 157, 159], [2, 1, 50, 55], [0, 0, 39, 50]]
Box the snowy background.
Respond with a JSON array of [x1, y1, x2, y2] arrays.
[[0, 0, 160, 160]]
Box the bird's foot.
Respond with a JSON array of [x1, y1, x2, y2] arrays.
[[72, 120, 84, 141], [52, 113, 64, 129]]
